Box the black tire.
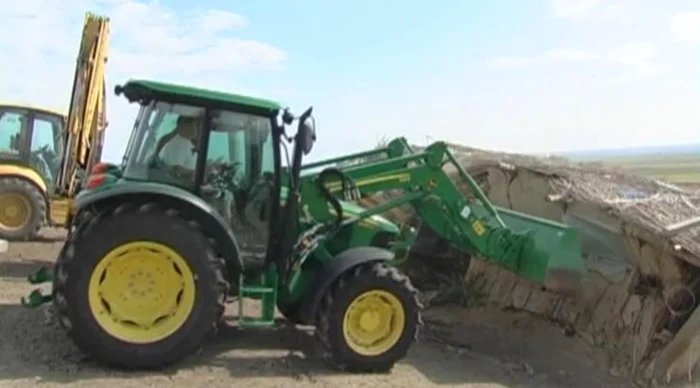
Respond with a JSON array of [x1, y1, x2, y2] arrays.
[[0, 177, 46, 240], [52, 201, 228, 369], [277, 301, 304, 324], [315, 262, 423, 373]]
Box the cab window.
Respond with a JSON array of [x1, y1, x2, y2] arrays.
[[202, 110, 274, 257], [123, 102, 204, 190], [0, 109, 27, 157]]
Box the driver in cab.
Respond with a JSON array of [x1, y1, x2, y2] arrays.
[[156, 115, 201, 176]]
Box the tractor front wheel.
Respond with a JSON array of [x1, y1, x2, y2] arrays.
[[52, 202, 228, 369], [315, 262, 422, 373]]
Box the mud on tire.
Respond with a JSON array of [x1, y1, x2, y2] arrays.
[[52, 202, 228, 369], [0, 177, 46, 240], [315, 262, 423, 373]]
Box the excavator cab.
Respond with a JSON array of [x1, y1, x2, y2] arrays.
[[0, 105, 65, 187], [0, 104, 65, 238]]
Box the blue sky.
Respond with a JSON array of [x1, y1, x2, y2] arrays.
[[1, 0, 698, 162]]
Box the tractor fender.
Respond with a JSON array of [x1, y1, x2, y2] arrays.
[[0, 164, 50, 217], [298, 246, 395, 324], [73, 182, 244, 274]]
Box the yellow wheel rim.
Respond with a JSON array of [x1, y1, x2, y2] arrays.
[[342, 290, 406, 356], [88, 241, 196, 344], [0, 193, 31, 231]]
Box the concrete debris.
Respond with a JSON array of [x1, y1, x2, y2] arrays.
[[360, 142, 700, 386]]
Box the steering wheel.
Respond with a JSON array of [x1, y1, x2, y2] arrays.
[[197, 161, 241, 205], [205, 161, 240, 190]]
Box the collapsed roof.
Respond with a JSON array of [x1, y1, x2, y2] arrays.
[[392, 142, 700, 384]]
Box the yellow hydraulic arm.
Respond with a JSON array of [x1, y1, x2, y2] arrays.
[[55, 12, 110, 198]]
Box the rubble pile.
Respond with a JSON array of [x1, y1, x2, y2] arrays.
[[365, 143, 700, 385]]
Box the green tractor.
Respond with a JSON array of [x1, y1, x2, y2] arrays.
[[24, 79, 588, 372]]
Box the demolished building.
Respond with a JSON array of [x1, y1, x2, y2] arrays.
[[361, 142, 700, 385]]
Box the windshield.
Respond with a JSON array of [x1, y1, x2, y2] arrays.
[[122, 101, 274, 192], [120, 103, 150, 169]]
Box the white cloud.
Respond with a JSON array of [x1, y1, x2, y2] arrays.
[[605, 41, 655, 65], [549, 0, 607, 18], [670, 11, 700, 44], [197, 9, 249, 34], [598, 3, 628, 21], [0, 0, 286, 161], [549, 0, 636, 23], [484, 49, 600, 69], [484, 42, 664, 84]]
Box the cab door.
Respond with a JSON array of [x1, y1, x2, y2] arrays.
[[27, 111, 64, 189]]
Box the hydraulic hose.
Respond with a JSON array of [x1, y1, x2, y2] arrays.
[[317, 167, 354, 230]]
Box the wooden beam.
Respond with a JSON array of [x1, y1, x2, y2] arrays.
[[663, 216, 700, 236], [653, 305, 700, 383]]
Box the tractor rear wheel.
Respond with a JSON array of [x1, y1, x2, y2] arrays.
[[0, 177, 45, 240], [52, 202, 228, 369], [315, 261, 422, 372]]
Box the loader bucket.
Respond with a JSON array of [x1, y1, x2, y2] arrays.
[[495, 206, 588, 297]]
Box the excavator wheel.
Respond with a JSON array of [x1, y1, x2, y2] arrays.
[[52, 201, 228, 369], [0, 177, 46, 240], [315, 261, 423, 373]]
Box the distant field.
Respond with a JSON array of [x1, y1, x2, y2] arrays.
[[586, 152, 700, 185]]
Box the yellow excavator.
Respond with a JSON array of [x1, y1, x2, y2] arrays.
[[0, 12, 109, 240]]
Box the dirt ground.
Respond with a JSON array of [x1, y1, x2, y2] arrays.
[[0, 229, 633, 388]]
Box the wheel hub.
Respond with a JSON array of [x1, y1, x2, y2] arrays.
[[88, 241, 195, 344], [0, 193, 31, 230], [342, 290, 406, 356], [359, 310, 381, 332]]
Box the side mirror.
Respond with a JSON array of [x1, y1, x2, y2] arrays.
[[296, 107, 316, 155]]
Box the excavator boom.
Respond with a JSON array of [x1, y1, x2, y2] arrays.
[[55, 12, 110, 197], [0, 12, 109, 239], [298, 137, 588, 296]]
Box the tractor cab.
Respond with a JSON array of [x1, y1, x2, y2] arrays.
[[83, 80, 315, 269], [117, 92, 277, 261], [0, 104, 65, 190]]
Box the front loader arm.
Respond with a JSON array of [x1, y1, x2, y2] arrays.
[[299, 139, 587, 296]]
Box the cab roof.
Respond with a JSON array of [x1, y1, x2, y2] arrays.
[[0, 102, 65, 119], [118, 79, 283, 115]]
